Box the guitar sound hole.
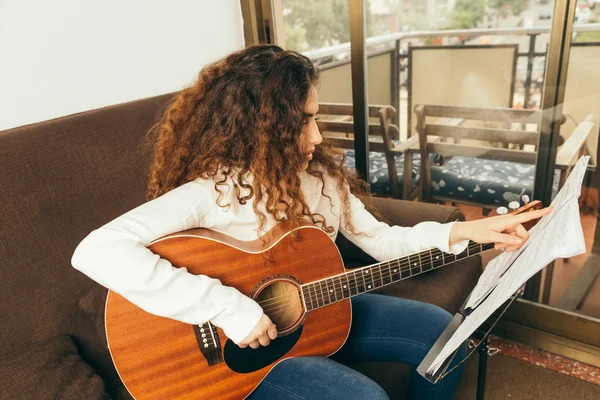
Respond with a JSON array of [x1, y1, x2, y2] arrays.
[[255, 280, 304, 333]]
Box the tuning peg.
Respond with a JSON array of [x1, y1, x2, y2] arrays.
[[496, 206, 508, 215], [508, 201, 520, 211], [521, 195, 530, 204]]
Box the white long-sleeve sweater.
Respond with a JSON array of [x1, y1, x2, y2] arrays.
[[72, 171, 468, 344]]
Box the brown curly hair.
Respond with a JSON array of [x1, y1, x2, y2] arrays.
[[146, 44, 371, 237]]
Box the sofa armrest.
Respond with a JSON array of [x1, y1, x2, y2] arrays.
[[340, 197, 482, 315], [336, 197, 466, 268], [368, 196, 465, 227]]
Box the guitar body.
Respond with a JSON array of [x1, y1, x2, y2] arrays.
[[105, 222, 350, 399]]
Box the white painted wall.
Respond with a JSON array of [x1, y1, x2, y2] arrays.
[[0, 0, 245, 130]]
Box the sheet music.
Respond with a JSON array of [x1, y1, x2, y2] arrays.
[[464, 155, 590, 311], [426, 156, 589, 376]]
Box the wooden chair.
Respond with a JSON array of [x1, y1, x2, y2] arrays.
[[414, 104, 596, 211], [318, 102, 420, 200]]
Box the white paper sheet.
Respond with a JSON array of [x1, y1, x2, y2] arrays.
[[425, 156, 589, 376], [464, 155, 589, 311]]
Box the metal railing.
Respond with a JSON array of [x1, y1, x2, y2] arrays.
[[305, 23, 600, 135], [304, 24, 600, 60]]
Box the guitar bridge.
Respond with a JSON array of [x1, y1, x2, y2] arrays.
[[193, 321, 223, 366]]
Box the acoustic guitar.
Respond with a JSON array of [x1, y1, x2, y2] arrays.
[[105, 200, 541, 399]]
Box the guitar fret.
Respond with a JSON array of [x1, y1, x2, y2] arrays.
[[304, 240, 490, 308], [317, 281, 325, 308], [334, 277, 341, 301], [432, 250, 444, 268], [345, 273, 355, 297], [415, 254, 421, 275], [381, 265, 388, 286], [321, 281, 331, 305], [302, 287, 312, 311], [390, 261, 401, 281], [337, 275, 346, 300], [363, 268, 373, 292], [327, 280, 334, 304], [456, 244, 469, 260], [401, 258, 411, 279], [356, 270, 366, 293], [324, 279, 332, 304], [317, 282, 325, 308], [382, 262, 392, 285], [408, 254, 418, 276], [373, 266, 380, 288], [426, 249, 434, 272], [308, 284, 317, 309], [419, 251, 427, 272], [329, 278, 338, 303], [310, 283, 317, 308], [344, 274, 352, 297]]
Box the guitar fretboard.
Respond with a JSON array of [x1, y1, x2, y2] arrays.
[[300, 241, 494, 311]]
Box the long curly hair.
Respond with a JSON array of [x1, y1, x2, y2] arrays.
[[146, 44, 371, 237]]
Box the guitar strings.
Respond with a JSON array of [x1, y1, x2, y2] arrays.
[[258, 242, 485, 309], [258, 242, 483, 312], [298, 242, 488, 308], [258, 242, 487, 312]]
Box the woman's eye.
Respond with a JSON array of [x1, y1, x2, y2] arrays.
[[314, 114, 320, 121]]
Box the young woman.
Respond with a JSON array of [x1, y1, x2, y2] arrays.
[[72, 44, 548, 399]]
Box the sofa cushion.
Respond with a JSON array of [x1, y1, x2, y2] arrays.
[[0, 335, 109, 400]]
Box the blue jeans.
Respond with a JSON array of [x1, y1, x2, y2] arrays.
[[249, 293, 466, 400]]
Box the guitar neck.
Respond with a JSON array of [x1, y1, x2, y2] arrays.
[[301, 241, 494, 311]]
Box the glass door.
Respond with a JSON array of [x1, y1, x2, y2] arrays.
[[255, 0, 600, 366]]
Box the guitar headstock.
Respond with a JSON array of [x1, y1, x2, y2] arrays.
[[496, 197, 543, 231]]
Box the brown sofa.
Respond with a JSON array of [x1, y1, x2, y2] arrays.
[[0, 94, 481, 399]]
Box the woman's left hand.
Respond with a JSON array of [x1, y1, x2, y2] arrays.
[[449, 207, 552, 252]]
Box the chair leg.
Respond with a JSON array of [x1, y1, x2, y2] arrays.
[[482, 208, 491, 216], [402, 152, 413, 200]]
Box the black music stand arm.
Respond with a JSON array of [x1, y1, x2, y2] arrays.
[[417, 289, 524, 400]]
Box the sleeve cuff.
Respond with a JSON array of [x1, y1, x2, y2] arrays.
[[434, 221, 469, 255], [210, 288, 264, 344]]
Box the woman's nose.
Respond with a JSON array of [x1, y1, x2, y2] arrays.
[[311, 122, 322, 145]]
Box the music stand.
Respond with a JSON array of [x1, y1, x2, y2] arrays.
[[417, 288, 524, 400]]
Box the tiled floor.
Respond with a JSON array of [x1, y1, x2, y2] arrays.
[[488, 335, 600, 386]]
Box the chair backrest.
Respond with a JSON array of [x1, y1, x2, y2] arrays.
[[318, 103, 404, 198], [415, 104, 544, 203], [414, 104, 591, 207], [318, 102, 399, 148]]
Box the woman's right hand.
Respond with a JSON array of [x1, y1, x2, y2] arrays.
[[238, 313, 278, 349]]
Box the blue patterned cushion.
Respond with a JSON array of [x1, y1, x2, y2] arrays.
[[430, 156, 559, 205], [343, 150, 422, 195]]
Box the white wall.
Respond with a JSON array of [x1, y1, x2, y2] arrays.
[[0, 0, 245, 131]]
